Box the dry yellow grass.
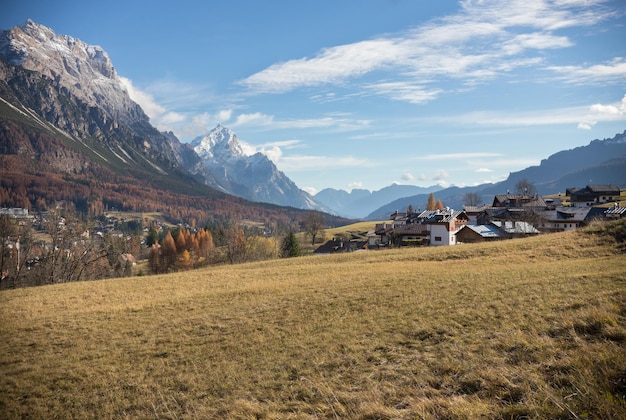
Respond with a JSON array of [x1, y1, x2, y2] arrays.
[[1, 220, 625, 418]]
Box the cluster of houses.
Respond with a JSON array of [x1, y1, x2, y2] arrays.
[[315, 184, 625, 253]]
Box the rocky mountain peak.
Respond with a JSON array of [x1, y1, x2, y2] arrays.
[[190, 124, 246, 160], [0, 20, 142, 124], [188, 125, 328, 210]]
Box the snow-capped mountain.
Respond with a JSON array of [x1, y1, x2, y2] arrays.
[[0, 20, 204, 175], [0, 19, 139, 124], [190, 125, 328, 211], [192, 124, 246, 161], [0, 20, 329, 213]]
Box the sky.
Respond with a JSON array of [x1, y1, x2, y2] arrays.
[[2, 0, 626, 194]]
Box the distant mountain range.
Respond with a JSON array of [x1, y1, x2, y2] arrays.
[[314, 184, 442, 218], [367, 131, 626, 220], [0, 20, 624, 225]]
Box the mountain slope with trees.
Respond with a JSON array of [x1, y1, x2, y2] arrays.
[[0, 21, 349, 227]]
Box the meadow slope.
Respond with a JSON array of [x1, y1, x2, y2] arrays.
[[1, 220, 625, 419]]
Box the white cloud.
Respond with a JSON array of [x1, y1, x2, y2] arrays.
[[434, 170, 449, 181], [590, 96, 626, 115], [501, 32, 572, 55], [238, 0, 615, 103], [547, 58, 626, 85], [301, 186, 318, 195], [475, 168, 493, 173], [364, 82, 443, 104], [231, 112, 371, 131], [217, 109, 233, 122], [259, 145, 282, 162], [577, 122, 595, 130], [235, 139, 303, 163], [424, 96, 626, 129], [233, 112, 275, 127], [401, 172, 415, 181], [120, 76, 185, 130], [240, 38, 403, 93], [578, 94, 626, 130]]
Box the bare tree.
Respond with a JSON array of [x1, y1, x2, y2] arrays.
[[226, 226, 247, 264], [515, 178, 537, 196], [304, 212, 325, 246], [464, 192, 482, 207], [0, 215, 35, 288], [35, 209, 107, 284]]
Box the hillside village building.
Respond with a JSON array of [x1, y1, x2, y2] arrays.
[[366, 184, 623, 249], [456, 221, 540, 243], [566, 185, 621, 207], [373, 209, 468, 247]]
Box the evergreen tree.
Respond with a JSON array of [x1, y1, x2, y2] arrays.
[[280, 231, 301, 258], [146, 226, 159, 247]]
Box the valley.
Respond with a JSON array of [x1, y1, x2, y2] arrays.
[[1, 219, 625, 418]]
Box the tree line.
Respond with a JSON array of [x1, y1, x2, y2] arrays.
[[0, 209, 309, 289]]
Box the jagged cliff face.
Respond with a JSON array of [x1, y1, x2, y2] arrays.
[[0, 20, 327, 211], [0, 21, 206, 179], [0, 20, 141, 124], [190, 125, 328, 210]]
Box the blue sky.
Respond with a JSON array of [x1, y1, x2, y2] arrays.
[[2, 0, 626, 194]]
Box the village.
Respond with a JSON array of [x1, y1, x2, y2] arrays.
[[314, 184, 626, 253], [2, 184, 625, 284]]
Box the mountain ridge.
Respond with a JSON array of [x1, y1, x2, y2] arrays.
[[189, 124, 329, 211], [367, 130, 626, 219], [0, 20, 348, 227], [315, 184, 442, 218], [0, 20, 332, 214], [1, 20, 623, 225]]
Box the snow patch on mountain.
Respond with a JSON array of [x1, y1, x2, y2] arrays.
[[190, 124, 247, 159], [190, 125, 330, 211]]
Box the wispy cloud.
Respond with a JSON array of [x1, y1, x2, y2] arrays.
[[425, 95, 626, 128], [120, 77, 185, 129], [245, 139, 304, 164], [239, 0, 615, 103], [547, 57, 626, 85], [401, 172, 415, 182], [120, 76, 238, 139], [231, 112, 372, 131]]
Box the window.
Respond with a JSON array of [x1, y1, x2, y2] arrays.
[[434, 236, 442, 242]]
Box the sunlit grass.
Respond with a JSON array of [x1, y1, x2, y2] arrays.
[[1, 220, 625, 418]]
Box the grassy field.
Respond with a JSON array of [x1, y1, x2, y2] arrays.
[[298, 221, 382, 254], [1, 220, 625, 419]]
